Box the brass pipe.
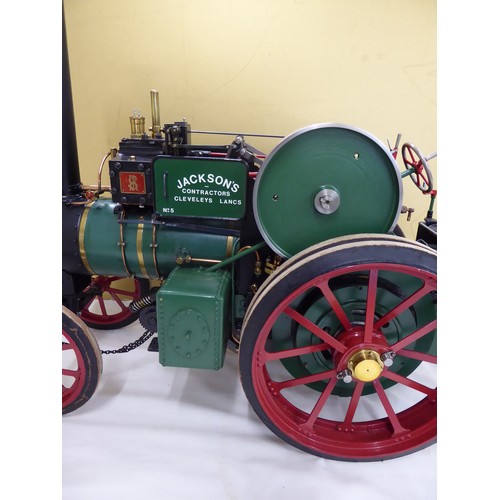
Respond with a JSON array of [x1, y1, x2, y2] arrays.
[[118, 211, 133, 277], [97, 148, 116, 191], [151, 224, 160, 278], [81, 184, 111, 191], [150, 89, 161, 136]]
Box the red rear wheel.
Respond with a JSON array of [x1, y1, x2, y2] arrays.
[[79, 276, 149, 330], [239, 236, 437, 461]]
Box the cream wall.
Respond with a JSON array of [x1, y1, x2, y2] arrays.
[[64, 0, 436, 239]]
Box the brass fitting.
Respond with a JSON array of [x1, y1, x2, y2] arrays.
[[347, 350, 384, 382]]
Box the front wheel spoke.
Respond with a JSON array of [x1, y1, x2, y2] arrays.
[[391, 319, 437, 352], [96, 295, 108, 316], [374, 282, 434, 329], [382, 370, 436, 397], [284, 307, 347, 353], [273, 368, 337, 391], [62, 342, 73, 352], [261, 342, 330, 362], [373, 379, 408, 436], [107, 286, 137, 299], [316, 282, 352, 331], [107, 291, 128, 311], [62, 368, 79, 379], [398, 348, 437, 364], [300, 376, 337, 431], [364, 269, 378, 342]]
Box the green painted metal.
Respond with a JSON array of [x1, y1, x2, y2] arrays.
[[82, 200, 124, 276], [253, 124, 403, 257], [81, 199, 238, 279], [153, 157, 247, 219], [157, 267, 232, 370]]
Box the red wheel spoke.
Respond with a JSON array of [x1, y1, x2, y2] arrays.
[[62, 368, 79, 378], [300, 376, 338, 431], [373, 379, 408, 436], [273, 368, 337, 391], [96, 295, 108, 316], [364, 270, 378, 342], [107, 286, 137, 298], [343, 381, 365, 427], [407, 148, 417, 165], [261, 342, 330, 362], [107, 291, 129, 312], [316, 282, 353, 331], [415, 171, 423, 188], [62, 342, 73, 352], [382, 370, 436, 397], [398, 348, 437, 364], [391, 319, 437, 352], [284, 307, 347, 353], [374, 281, 435, 329]]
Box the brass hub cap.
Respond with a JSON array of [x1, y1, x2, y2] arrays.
[[347, 349, 384, 382]]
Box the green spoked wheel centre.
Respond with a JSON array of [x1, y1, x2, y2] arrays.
[[254, 124, 402, 257]]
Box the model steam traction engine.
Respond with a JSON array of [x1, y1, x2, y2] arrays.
[[62, 20, 437, 461]]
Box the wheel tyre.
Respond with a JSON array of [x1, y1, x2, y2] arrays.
[[62, 306, 103, 414], [239, 235, 437, 461]]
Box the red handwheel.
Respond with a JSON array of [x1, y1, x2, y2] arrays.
[[402, 143, 435, 193], [79, 276, 149, 330], [239, 235, 437, 461], [62, 306, 102, 414]]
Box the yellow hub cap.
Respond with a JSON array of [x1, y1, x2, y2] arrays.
[[348, 350, 384, 382]]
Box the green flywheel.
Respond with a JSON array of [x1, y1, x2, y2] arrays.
[[253, 124, 403, 257]]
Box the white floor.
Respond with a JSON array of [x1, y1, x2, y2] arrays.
[[62, 322, 437, 500]]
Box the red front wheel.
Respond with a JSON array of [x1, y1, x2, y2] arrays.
[[239, 235, 437, 461], [62, 306, 102, 414], [79, 276, 149, 330]]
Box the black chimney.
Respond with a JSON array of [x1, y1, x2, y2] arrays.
[[62, 6, 81, 197]]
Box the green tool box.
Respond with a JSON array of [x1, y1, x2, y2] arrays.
[[157, 267, 232, 370]]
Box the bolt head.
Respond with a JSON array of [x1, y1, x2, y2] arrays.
[[380, 351, 396, 367], [337, 369, 353, 383]]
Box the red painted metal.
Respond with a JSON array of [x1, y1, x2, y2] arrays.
[[404, 146, 433, 192], [62, 330, 87, 409], [79, 276, 143, 327], [250, 262, 437, 460]]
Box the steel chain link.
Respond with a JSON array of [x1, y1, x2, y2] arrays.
[[100, 329, 155, 355]]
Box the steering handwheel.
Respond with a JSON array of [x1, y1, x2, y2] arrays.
[[401, 142, 435, 193]]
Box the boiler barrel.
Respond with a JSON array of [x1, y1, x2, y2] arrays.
[[63, 198, 239, 279]]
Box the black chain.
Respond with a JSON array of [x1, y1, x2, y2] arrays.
[[101, 329, 155, 355]]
